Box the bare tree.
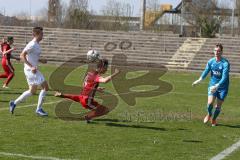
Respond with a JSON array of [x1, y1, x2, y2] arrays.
[[100, 0, 133, 31], [13, 11, 30, 26], [31, 0, 67, 27], [144, 0, 161, 30], [235, 0, 240, 34], [33, 7, 51, 27], [14, 11, 29, 21], [64, 0, 91, 29], [184, 0, 226, 37], [147, 0, 161, 11], [47, 0, 67, 27]]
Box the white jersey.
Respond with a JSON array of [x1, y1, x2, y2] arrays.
[[23, 39, 41, 70]]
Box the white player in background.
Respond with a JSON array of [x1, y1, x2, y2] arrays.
[[10, 27, 48, 116]]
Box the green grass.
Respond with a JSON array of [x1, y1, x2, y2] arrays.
[[0, 63, 240, 160]]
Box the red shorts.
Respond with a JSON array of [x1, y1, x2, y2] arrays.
[[2, 58, 12, 74], [80, 95, 100, 110], [63, 94, 100, 110]]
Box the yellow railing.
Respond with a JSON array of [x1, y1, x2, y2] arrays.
[[144, 4, 172, 28]]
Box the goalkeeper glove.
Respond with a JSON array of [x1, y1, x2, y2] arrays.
[[192, 78, 202, 87]]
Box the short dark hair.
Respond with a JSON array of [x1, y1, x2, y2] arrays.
[[7, 36, 13, 42], [97, 59, 108, 70], [216, 43, 223, 51], [33, 27, 43, 35]]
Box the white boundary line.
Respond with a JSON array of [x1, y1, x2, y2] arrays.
[[0, 151, 78, 160], [0, 100, 78, 160], [0, 90, 238, 111], [0, 92, 239, 159], [210, 140, 240, 160], [0, 100, 61, 111], [97, 90, 239, 99]]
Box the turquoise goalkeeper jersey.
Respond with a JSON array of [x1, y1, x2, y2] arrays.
[[200, 57, 230, 90]]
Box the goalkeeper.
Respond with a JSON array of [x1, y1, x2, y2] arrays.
[[192, 43, 230, 126]]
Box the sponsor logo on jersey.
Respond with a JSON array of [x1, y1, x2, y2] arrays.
[[213, 70, 221, 76]]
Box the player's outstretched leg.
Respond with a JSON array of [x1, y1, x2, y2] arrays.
[[54, 92, 62, 97], [54, 92, 81, 103], [85, 105, 109, 122], [55, 92, 110, 122], [9, 90, 32, 114]]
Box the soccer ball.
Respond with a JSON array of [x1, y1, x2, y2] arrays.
[[87, 49, 100, 62]]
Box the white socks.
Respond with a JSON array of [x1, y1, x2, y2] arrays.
[[37, 90, 47, 110], [14, 90, 32, 105], [13, 90, 47, 110]]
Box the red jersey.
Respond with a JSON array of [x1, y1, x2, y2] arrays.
[[61, 71, 102, 110], [1, 42, 11, 61], [81, 71, 100, 98]]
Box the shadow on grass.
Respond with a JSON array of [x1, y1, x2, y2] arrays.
[[11, 114, 24, 117], [94, 118, 131, 123], [95, 119, 188, 131], [94, 118, 156, 124], [53, 115, 85, 121], [182, 140, 203, 143], [105, 122, 167, 131], [0, 92, 56, 98], [0, 91, 23, 95], [217, 124, 240, 128], [0, 100, 10, 103]]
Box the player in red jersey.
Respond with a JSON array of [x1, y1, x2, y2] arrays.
[[54, 59, 120, 122], [0, 37, 18, 88]]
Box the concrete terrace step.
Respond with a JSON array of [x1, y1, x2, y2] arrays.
[[2, 25, 240, 74], [0, 26, 179, 37]]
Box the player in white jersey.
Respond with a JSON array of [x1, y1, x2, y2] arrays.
[[9, 27, 48, 116]]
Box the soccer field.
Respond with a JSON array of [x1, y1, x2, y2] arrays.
[[0, 63, 240, 160]]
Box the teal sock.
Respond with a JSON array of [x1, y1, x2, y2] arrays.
[[207, 104, 213, 116], [212, 106, 221, 120]]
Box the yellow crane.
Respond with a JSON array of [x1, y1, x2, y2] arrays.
[[144, 4, 172, 28]]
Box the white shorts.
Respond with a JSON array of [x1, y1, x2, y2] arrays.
[[24, 68, 45, 86]]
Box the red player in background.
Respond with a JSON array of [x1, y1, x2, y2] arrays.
[[0, 37, 19, 88]]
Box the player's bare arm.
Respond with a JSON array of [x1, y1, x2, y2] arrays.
[[3, 47, 15, 55], [98, 68, 120, 83]]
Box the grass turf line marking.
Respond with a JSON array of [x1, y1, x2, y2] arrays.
[[0, 151, 78, 160], [97, 90, 239, 99], [210, 140, 240, 160], [0, 100, 61, 111]]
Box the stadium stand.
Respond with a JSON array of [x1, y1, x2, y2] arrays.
[[0, 25, 239, 73]]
